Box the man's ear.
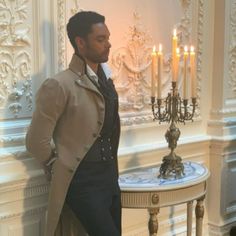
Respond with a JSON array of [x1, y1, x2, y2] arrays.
[[75, 36, 86, 51]]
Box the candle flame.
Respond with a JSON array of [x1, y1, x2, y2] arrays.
[[190, 46, 195, 53], [184, 45, 188, 52], [158, 44, 162, 52], [152, 45, 156, 52], [173, 29, 177, 37], [176, 47, 180, 54]]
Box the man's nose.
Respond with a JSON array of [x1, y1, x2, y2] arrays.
[[106, 41, 111, 48]]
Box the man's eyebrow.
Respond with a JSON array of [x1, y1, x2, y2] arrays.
[[96, 34, 110, 39]]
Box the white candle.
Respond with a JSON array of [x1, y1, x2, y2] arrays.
[[172, 29, 177, 81], [175, 47, 180, 83], [190, 46, 196, 98], [151, 46, 157, 97], [157, 44, 163, 99], [183, 46, 188, 99]]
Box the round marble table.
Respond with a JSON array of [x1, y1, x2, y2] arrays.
[[119, 161, 210, 236]]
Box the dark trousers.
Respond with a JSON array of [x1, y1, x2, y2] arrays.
[[66, 160, 121, 236], [66, 186, 121, 236], [230, 226, 236, 236]]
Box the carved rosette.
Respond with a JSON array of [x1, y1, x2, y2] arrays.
[[0, 0, 32, 117], [229, 0, 236, 91]]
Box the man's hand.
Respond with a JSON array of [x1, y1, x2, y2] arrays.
[[43, 151, 58, 182], [43, 164, 53, 182]]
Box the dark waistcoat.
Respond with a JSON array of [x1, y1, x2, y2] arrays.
[[66, 65, 120, 196]]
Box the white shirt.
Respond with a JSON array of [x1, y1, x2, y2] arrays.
[[86, 63, 112, 84]]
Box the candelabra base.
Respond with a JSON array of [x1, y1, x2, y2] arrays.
[[158, 152, 185, 179]]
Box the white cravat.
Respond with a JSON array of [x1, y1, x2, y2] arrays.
[[86, 63, 112, 84], [86, 64, 98, 84]]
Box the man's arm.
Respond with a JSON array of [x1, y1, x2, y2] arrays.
[[26, 78, 67, 166]]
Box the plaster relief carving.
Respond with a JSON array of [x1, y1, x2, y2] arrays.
[[178, 0, 191, 41], [196, 0, 203, 117], [0, 50, 32, 116], [229, 0, 236, 91], [57, 1, 202, 125], [0, 0, 32, 117], [0, 0, 30, 47], [111, 12, 153, 114], [71, 0, 83, 15], [111, 5, 201, 125], [57, 0, 66, 71]]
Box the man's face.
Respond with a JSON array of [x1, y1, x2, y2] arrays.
[[78, 23, 111, 63]]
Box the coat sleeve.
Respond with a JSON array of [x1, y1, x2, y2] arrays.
[[26, 78, 67, 165]]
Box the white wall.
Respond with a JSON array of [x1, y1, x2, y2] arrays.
[[0, 0, 235, 235]]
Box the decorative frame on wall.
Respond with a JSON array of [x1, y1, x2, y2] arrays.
[[56, 0, 203, 126], [0, 0, 32, 118]]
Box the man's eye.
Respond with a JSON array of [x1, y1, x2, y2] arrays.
[[97, 38, 105, 43]]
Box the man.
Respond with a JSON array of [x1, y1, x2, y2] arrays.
[[26, 11, 121, 236]]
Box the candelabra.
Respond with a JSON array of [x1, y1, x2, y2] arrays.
[[151, 81, 197, 179]]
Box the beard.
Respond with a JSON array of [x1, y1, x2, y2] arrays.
[[83, 41, 110, 63], [86, 50, 110, 64]]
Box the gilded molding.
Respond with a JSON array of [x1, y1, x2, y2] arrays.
[[0, 0, 32, 117]]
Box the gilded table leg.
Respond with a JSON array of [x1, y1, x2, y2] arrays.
[[195, 196, 205, 236], [148, 208, 160, 236], [187, 201, 193, 236]]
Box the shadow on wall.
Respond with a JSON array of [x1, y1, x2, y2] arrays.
[[122, 129, 141, 171], [21, 20, 55, 236]]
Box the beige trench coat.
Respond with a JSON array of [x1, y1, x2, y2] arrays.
[[26, 54, 119, 236]]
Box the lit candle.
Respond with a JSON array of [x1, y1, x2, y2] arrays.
[[174, 47, 180, 82], [172, 29, 177, 81], [190, 46, 196, 98], [157, 44, 163, 99], [183, 46, 189, 99], [151, 46, 157, 97]]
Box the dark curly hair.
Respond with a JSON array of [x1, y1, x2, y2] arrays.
[[67, 11, 105, 53]]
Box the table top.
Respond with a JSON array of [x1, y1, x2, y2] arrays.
[[119, 161, 210, 192]]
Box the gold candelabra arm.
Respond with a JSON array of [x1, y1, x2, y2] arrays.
[[178, 97, 197, 123], [150, 82, 197, 179]]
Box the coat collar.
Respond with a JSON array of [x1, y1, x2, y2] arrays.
[[69, 54, 102, 95], [69, 53, 86, 77]]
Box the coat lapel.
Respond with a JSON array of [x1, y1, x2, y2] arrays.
[[69, 54, 102, 95]]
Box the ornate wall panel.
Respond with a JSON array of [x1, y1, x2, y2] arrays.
[[56, 0, 203, 126], [229, 0, 236, 93], [0, 0, 219, 236], [0, 0, 32, 118]]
